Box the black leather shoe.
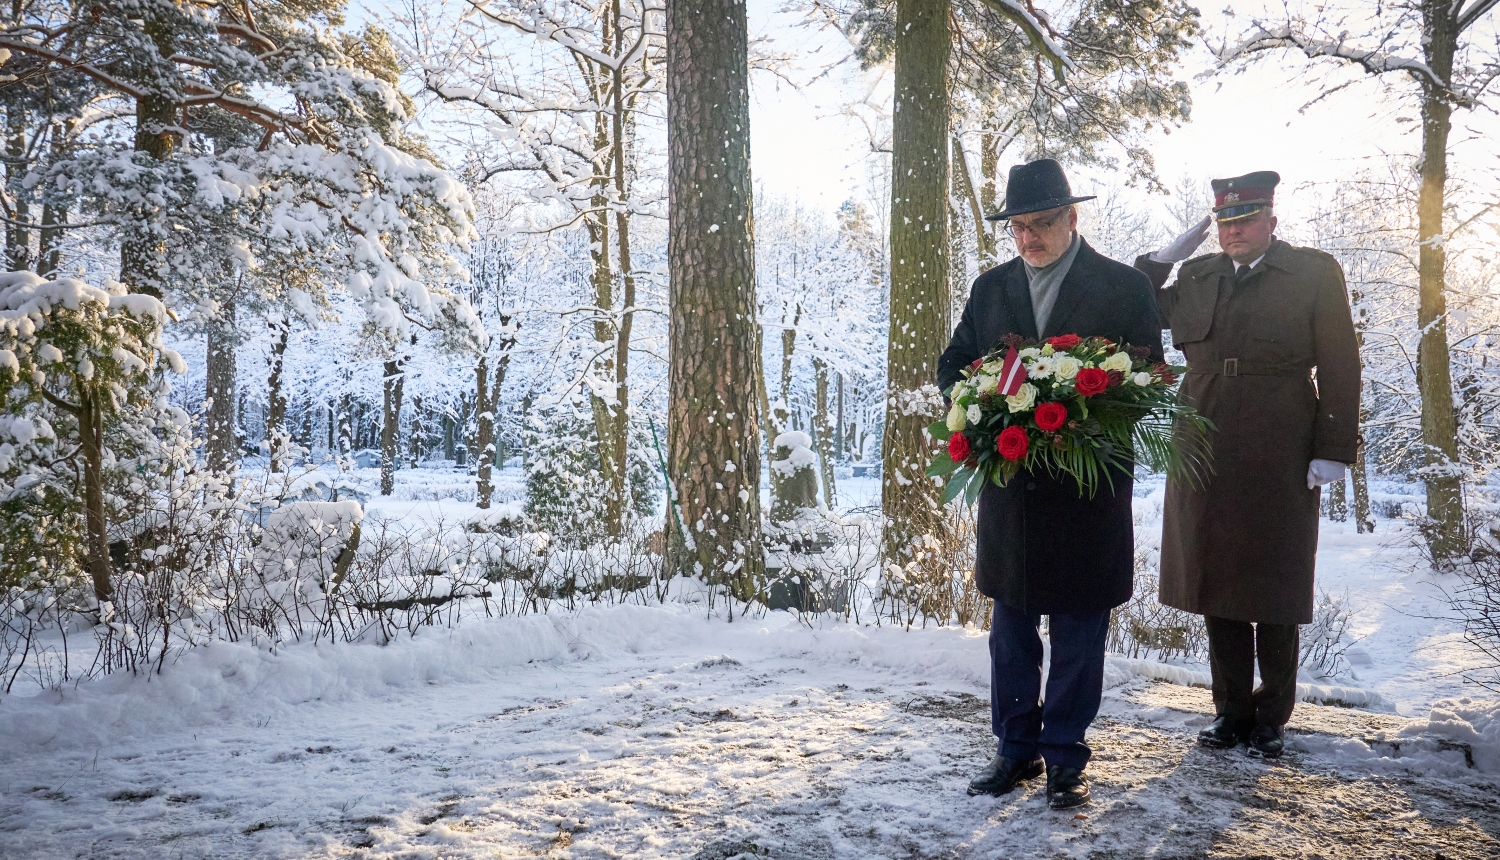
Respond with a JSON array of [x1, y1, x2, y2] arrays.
[[967, 754, 1045, 797], [1045, 765, 1090, 809], [1197, 715, 1250, 749], [1246, 723, 1285, 758]]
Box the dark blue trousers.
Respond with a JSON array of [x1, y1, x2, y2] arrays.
[[989, 601, 1112, 770]]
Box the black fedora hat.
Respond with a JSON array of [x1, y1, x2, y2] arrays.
[[985, 158, 1096, 221]]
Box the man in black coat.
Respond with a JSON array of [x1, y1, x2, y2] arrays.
[[938, 159, 1163, 810]]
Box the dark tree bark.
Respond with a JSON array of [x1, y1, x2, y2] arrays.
[[76, 387, 112, 603], [380, 338, 413, 496], [120, 8, 181, 299], [204, 302, 238, 471], [6, 108, 30, 270], [265, 313, 289, 472], [813, 357, 836, 508], [881, 0, 951, 569], [664, 0, 765, 599], [1414, 0, 1465, 559], [474, 314, 516, 509]]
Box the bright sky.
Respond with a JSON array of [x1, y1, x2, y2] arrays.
[[744, 0, 1500, 230]]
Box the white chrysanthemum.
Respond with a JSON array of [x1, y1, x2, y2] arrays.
[[1006, 383, 1037, 413], [1019, 347, 1042, 361], [1053, 356, 1082, 380], [1027, 356, 1055, 379], [1130, 371, 1153, 386], [946, 402, 967, 431], [966, 404, 983, 424], [1102, 351, 1134, 373], [982, 359, 1005, 374], [976, 374, 999, 395]]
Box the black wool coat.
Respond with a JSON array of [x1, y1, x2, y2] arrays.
[[938, 238, 1164, 615]]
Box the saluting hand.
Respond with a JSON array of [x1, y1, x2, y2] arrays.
[[1149, 215, 1213, 264]]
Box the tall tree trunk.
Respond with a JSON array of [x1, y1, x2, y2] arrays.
[[474, 355, 495, 509], [881, 0, 951, 571], [265, 313, 289, 473], [813, 357, 836, 508], [6, 108, 30, 270], [608, 13, 637, 536], [474, 316, 517, 509], [76, 386, 113, 604], [337, 393, 353, 461], [205, 302, 237, 471], [409, 395, 423, 468], [664, 0, 765, 600], [1350, 283, 1374, 533], [835, 372, 845, 460], [380, 344, 408, 497], [1328, 479, 1348, 521], [120, 8, 180, 298], [1415, 5, 1465, 560]]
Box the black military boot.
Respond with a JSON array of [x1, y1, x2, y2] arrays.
[[967, 754, 1045, 797], [1045, 765, 1090, 810], [1197, 715, 1250, 749], [1246, 724, 1285, 758]]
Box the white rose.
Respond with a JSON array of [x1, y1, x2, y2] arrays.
[[946, 401, 967, 432], [966, 404, 983, 424], [1006, 383, 1037, 413], [1018, 347, 1042, 361], [1102, 351, 1134, 373], [1130, 371, 1153, 387], [1027, 356, 1055, 379], [951, 382, 972, 401], [1053, 356, 1082, 380], [976, 374, 998, 395]]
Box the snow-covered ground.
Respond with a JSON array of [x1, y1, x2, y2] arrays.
[[3, 498, 1499, 858]]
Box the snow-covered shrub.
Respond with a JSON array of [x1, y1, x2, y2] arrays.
[[522, 409, 658, 547], [873, 502, 988, 629], [1299, 589, 1357, 679], [0, 272, 177, 607], [1107, 548, 1206, 661]]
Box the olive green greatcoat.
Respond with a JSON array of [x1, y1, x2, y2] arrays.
[[1134, 239, 1361, 625]]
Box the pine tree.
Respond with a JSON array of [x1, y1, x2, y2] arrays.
[[663, 0, 765, 600]]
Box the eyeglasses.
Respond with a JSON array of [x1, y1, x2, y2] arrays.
[[1003, 211, 1066, 238]]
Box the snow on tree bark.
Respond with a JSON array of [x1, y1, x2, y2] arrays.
[[881, 0, 951, 574], [664, 0, 765, 598]]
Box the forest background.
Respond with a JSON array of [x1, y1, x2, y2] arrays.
[[1, 0, 1499, 692]]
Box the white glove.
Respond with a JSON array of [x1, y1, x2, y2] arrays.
[[1307, 458, 1347, 489], [1149, 215, 1214, 264]]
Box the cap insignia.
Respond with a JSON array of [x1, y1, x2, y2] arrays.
[[1225, 192, 1240, 204]]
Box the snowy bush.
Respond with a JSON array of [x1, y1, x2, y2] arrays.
[[1108, 550, 1206, 661], [1299, 589, 1357, 679], [522, 409, 658, 547]]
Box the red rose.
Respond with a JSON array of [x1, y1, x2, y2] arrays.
[[997, 425, 1029, 461], [1106, 369, 1125, 387], [1154, 363, 1178, 385], [948, 432, 972, 463], [1046, 334, 1082, 350], [1074, 368, 1109, 396], [1034, 401, 1068, 432]]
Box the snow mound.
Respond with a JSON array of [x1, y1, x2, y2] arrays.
[[1402, 697, 1500, 773]]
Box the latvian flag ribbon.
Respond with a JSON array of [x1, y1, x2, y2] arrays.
[[998, 347, 1026, 396]]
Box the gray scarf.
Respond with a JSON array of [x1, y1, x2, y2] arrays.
[[1023, 232, 1081, 335]]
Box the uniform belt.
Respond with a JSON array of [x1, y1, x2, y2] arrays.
[[1186, 358, 1310, 378]]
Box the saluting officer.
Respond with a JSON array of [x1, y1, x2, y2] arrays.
[[1135, 171, 1361, 757]]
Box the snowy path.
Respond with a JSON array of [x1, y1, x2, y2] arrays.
[[3, 619, 1498, 860]]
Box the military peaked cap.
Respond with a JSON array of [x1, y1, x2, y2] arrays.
[[1212, 171, 1279, 223]]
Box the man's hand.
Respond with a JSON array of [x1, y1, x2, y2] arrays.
[[1149, 215, 1213, 264], [1307, 459, 1347, 489]]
